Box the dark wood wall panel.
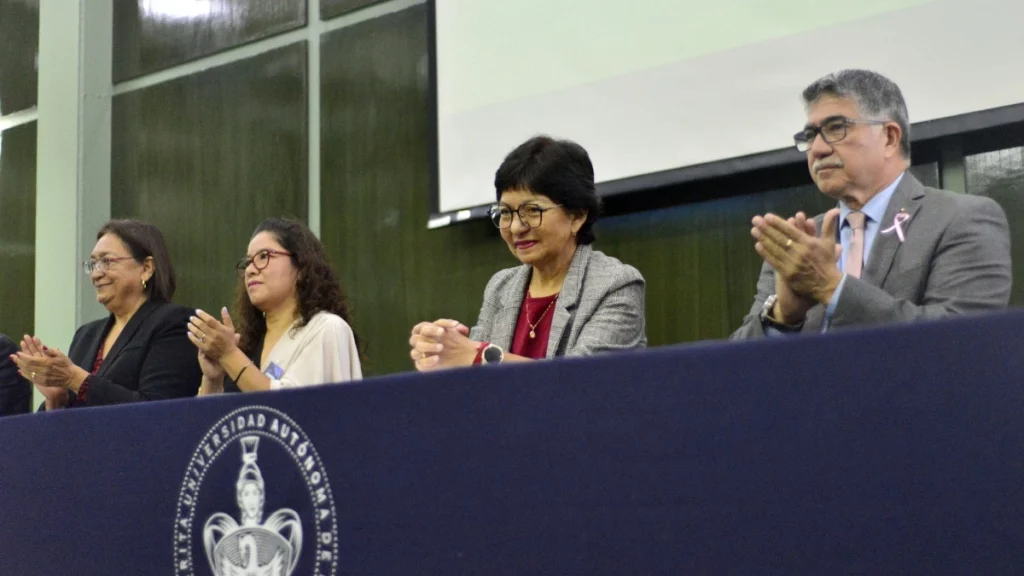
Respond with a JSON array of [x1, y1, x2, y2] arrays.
[[965, 147, 1024, 305], [112, 43, 308, 314], [598, 185, 835, 345], [0, 122, 37, 339], [321, 6, 504, 376], [910, 162, 940, 189], [0, 0, 39, 115], [114, 0, 306, 81]]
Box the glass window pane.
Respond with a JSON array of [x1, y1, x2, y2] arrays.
[[322, 0, 386, 20], [965, 146, 1024, 306], [0, 0, 40, 115], [113, 0, 306, 81]]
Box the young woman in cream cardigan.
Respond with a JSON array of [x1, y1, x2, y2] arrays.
[[190, 218, 362, 393]]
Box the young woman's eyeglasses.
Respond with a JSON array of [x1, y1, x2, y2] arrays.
[[82, 256, 134, 274], [793, 117, 888, 152], [488, 204, 562, 229], [235, 249, 292, 276]]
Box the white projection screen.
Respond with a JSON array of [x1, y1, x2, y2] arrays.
[[431, 0, 1024, 224]]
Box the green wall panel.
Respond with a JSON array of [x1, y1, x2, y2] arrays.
[[321, 5, 502, 376], [112, 43, 308, 315], [0, 121, 36, 339], [598, 184, 835, 345]]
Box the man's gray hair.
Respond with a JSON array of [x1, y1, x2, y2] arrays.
[[802, 69, 911, 159]]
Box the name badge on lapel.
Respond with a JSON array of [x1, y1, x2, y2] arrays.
[[264, 362, 285, 379]]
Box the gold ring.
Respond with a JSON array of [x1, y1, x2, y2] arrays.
[[785, 238, 793, 248], [30, 371, 36, 381], [200, 335, 206, 343]]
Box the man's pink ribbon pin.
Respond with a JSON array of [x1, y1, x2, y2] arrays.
[[881, 210, 910, 242]]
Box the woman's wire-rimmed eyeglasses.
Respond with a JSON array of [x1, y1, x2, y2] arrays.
[[82, 256, 134, 274]]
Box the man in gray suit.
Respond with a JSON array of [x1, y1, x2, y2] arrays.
[[731, 69, 1011, 339]]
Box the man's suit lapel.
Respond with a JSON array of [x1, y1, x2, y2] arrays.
[[801, 172, 923, 331], [490, 267, 531, 351], [546, 245, 591, 357], [862, 173, 925, 288], [96, 300, 160, 377]]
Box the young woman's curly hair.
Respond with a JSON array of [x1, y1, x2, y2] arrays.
[[234, 217, 363, 361]]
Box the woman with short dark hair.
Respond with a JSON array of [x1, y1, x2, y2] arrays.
[[409, 136, 647, 369], [9, 219, 202, 409]]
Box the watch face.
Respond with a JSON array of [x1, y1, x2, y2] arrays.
[[483, 346, 503, 363]]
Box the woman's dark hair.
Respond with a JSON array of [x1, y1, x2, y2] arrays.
[[234, 217, 363, 360], [96, 219, 176, 303], [493, 135, 602, 244]]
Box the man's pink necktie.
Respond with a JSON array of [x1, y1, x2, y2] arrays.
[[845, 211, 866, 278]]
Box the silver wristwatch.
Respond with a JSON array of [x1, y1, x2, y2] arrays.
[[759, 294, 803, 332]]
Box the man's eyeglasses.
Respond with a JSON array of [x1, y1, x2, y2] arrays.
[[235, 249, 292, 276], [82, 256, 134, 274], [488, 204, 562, 229], [794, 117, 888, 152]]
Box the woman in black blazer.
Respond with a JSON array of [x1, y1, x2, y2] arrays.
[[8, 220, 201, 409]]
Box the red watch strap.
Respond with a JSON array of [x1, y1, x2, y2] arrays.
[[473, 342, 489, 366]]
